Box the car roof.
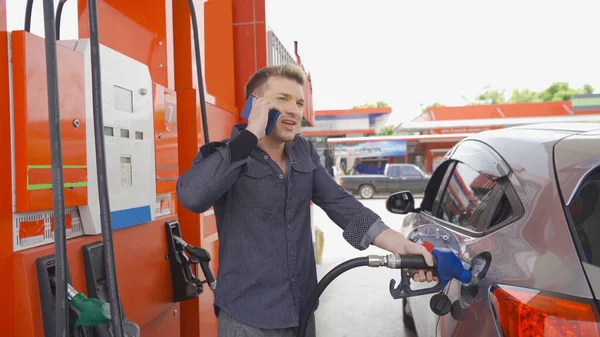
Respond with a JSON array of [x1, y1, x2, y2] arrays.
[[554, 127, 600, 205], [466, 122, 600, 205], [467, 122, 600, 150], [504, 122, 600, 133]]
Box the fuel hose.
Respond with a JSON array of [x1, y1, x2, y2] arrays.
[[41, 0, 69, 335], [56, 0, 68, 40], [296, 254, 435, 337], [24, 0, 34, 32], [86, 0, 125, 336], [186, 0, 210, 144]]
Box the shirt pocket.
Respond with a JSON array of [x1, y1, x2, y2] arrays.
[[291, 161, 316, 201], [236, 163, 278, 208]]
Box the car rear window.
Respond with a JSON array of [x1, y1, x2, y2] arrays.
[[387, 166, 401, 177], [568, 171, 600, 266], [400, 166, 422, 177]]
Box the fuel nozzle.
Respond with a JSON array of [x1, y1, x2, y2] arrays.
[[387, 248, 477, 301], [173, 236, 217, 290], [432, 248, 476, 288], [50, 277, 111, 327]]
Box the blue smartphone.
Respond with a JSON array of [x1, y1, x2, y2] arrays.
[[241, 94, 280, 135]]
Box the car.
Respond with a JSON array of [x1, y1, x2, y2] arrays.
[[339, 163, 430, 199], [386, 123, 600, 337]]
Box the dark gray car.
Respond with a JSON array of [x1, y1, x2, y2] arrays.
[[340, 163, 430, 199], [388, 123, 600, 337]]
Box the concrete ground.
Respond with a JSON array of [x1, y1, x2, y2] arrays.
[[311, 197, 422, 337]]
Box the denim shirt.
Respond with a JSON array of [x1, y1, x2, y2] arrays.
[[176, 124, 389, 329]]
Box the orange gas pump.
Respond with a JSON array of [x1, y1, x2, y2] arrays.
[[0, 1, 314, 335], [22, 0, 218, 336], [0, 0, 255, 336]]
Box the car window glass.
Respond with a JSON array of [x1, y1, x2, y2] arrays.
[[449, 140, 510, 178], [568, 173, 600, 267], [421, 160, 452, 212], [388, 166, 401, 177], [436, 163, 497, 230], [401, 166, 422, 177]]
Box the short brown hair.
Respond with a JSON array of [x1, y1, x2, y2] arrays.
[[245, 63, 306, 100]]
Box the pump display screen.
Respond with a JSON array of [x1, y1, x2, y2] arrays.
[[114, 85, 133, 112]]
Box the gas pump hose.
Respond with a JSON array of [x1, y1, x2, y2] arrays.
[[296, 254, 435, 337]]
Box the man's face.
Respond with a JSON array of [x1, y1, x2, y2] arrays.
[[260, 76, 305, 143]]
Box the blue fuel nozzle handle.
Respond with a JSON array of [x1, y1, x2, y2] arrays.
[[432, 248, 473, 287], [389, 248, 474, 299]]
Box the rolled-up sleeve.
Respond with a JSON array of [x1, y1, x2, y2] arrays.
[[308, 142, 389, 250]]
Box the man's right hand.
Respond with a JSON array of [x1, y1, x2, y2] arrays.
[[245, 95, 280, 140]]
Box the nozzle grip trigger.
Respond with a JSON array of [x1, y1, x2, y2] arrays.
[[389, 268, 443, 299]]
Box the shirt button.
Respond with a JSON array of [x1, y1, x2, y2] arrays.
[[290, 250, 295, 255], [279, 174, 284, 179], [287, 224, 292, 228], [264, 155, 268, 160]]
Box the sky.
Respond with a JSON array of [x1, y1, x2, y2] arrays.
[[266, 0, 600, 124], [6, 0, 600, 126]]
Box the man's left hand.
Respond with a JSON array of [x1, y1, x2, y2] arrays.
[[372, 228, 438, 283]]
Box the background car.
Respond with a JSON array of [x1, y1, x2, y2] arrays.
[[389, 123, 600, 337], [339, 163, 430, 199]]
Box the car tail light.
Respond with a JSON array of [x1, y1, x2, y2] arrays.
[[490, 284, 600, 337]]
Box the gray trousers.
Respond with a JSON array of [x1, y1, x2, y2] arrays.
[[217, 310, 316, 337]]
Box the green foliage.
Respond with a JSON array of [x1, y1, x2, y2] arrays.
[[535, 82, 594, 102], [376, 125, 396, 136], [353, 101, 389, 109], [475, 88, 506, 105], [422, 102, 445, 111], [508, 88, 538, 103], [428, 82, 595, 107]]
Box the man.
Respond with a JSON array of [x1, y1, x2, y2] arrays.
[[176, 63, 435, 337]]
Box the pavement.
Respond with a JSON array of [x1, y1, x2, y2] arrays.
[[311, 197, 421, 337]]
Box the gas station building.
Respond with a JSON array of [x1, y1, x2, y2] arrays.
[[300, 106, 393, 174], [310, 94, 600, 175]]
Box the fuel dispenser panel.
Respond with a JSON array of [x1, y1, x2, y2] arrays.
[[11, 31, 86, 251], [62, 39, 157, 234]]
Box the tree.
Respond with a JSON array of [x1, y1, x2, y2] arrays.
[[376, 125, 395, 136], [422, 102, 445, 111], [474, 88, 506, 105], [470, 82, 594, 105], [353, 101, 389, 109], [509, 89, 539, 103], [353, 103, 376, 109], [537, 82, 594, 102]]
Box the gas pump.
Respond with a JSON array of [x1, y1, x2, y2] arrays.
[[35, 0, 134, 335], [22, 0, 217, 336]]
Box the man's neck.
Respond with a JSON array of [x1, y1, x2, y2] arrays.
[[257, 136, 286, 161]]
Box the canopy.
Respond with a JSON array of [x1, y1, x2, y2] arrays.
[[333, 140, 407, 158]]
